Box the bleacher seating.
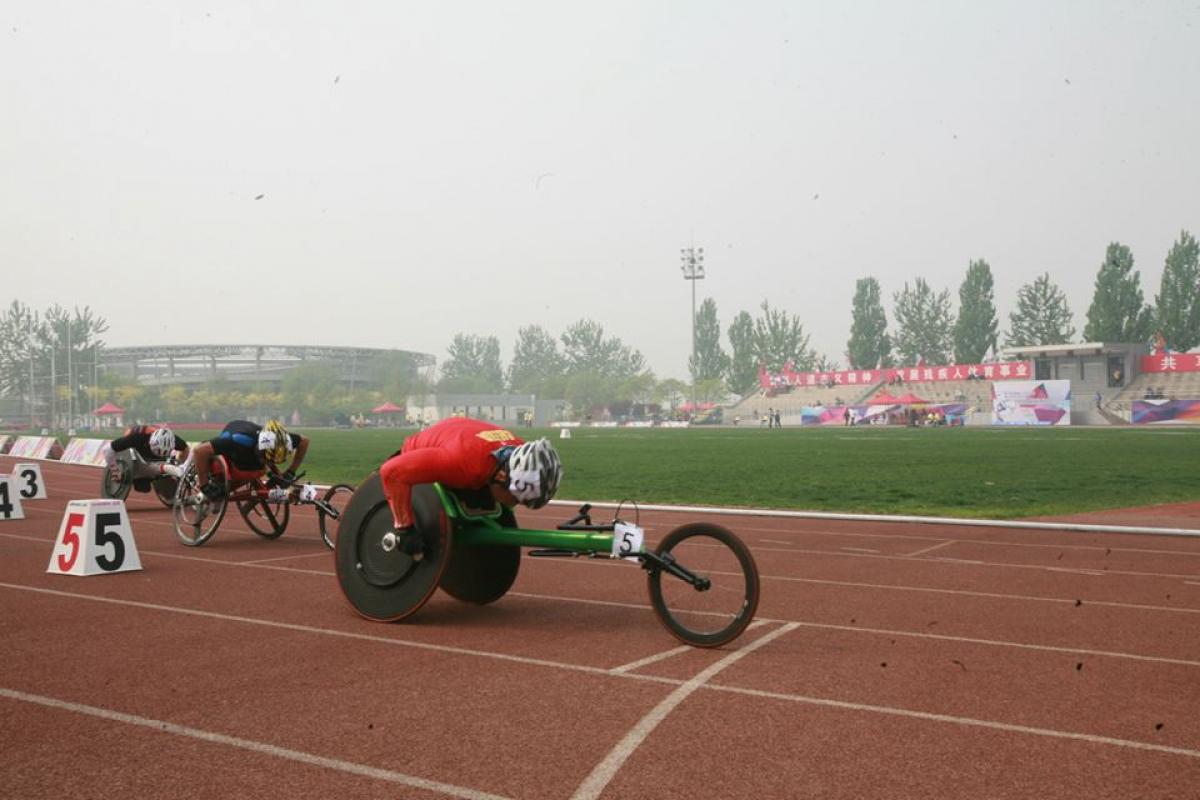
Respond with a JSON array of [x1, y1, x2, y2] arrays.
[[1106, 371, 1200, 416], [725, 383, 878, 425], [866, 380, 992, 411]]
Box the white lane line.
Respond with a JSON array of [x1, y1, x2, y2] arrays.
[[515, 591, 1200, 668], [5, 583, 1200, 760], [6, 533, 1197, 618], [840, 546, 880, 554], [761, 539, 792, 545], [609, 645, 694, 674], [707, 683, 1200, 760], [0, 687, 513, 800], [242, 551, 334, 565], [570, 623, 799, 800], [767, 573, 1200, 615], [906, 540, 956, 557], [734, 524, 1200, 557]]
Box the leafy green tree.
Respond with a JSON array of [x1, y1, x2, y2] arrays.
[[1006, 273, 1076, 346], [892, 279, 953, 364], [656, 378, 688, 411], [1083, 242, 1153, 342], [560, 319, 646, 378], [439, 333, 504, 393], [689, 298, 729, 383], [752, 301, 814, 373], [953, 259, 999, 363], [812, 354, 840, 372], [282, 362, 342, 422], [507, 325, 565, 394], [1154, 230, 1200, 352], [846, 277, 892, 369], [725, 311, 759, 395], [0, 300, 43, 402]]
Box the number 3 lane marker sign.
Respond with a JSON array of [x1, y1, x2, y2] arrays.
[[12, 463, 47, 499], [47, 499, 142, 576], [0, 476, 26, 521]]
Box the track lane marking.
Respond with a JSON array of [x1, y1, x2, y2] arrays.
[[4, 584, 1200, 761], [0, 687, 514, 800], [570, 623, 800, 800], [906, 540, 956, 557], [4, 532, 1199, 618], [706, 683, 1200, 760], [609, 645, 694, 674]]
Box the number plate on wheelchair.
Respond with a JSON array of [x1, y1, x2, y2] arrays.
[[612, 522, 644, 560], [299, 484, 318, 502]]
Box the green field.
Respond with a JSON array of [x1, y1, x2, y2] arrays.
[[44, 425, 1196, 520]]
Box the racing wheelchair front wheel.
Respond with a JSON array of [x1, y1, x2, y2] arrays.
[[172, 463, 229, 547], [335, 473, 451, 622], [318, 484, 355, 550], [646, 523, 760, 648]]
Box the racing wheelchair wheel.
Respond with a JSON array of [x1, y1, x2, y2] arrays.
[[172, 462, 229, 547], [646, 523, 760, 648], [335, 473, 451, 622], [238, 490, 290, 539], [318, 483, 355, 550], [438, 503, 521, 605], [152, 475, 179, 508], [100, 458, 132, 501]]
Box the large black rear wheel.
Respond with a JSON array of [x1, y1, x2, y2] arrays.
[[646, 523, 759, 648], [335, 474, 451, 622]]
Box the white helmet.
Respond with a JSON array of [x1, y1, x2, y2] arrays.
[[149, 427, 175, 458], [506, 438, 562, 509]]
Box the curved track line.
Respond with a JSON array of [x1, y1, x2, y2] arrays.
[[570, 623, 799, 800], [0, 688, 513, 800]]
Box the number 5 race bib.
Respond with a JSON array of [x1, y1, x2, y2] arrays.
[[611, 522, 644, 561]]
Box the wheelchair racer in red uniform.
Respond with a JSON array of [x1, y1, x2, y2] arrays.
[[379, 416, 562, 558]]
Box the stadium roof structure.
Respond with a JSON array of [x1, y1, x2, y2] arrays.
[[98, 343, 436, 387], [1000, 342, 1147, 359]]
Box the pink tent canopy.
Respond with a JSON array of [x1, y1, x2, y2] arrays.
[[372, 401, 405, 414], [93, 402, 125, 415], [896, 393, 929, 405], [869, 392, 903, 405]]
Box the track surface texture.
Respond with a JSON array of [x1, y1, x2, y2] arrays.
[[2, 455, 1198, 799]]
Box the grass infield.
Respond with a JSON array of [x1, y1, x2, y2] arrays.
[[43, 424, 1197, 520]]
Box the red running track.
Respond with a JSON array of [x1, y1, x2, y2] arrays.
[[1, 455, 1199, 799]]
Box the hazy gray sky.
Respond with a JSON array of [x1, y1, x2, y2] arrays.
[[4, 1, 1198, 379]]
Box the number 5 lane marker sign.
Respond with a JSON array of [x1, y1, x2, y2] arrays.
[[47, 499, 142, 576], [0, 476, 26, 520], [12, 462, 47, 499]]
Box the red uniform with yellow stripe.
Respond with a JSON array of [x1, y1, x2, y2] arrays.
[[380, 417, 525, 528]]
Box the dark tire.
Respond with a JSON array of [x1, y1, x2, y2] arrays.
[[335, 473, 451, 622], [238, 493, 290, 538], [439, 543, 521, 604], [647, 523, 760, 648], [152, 476, 178, 508], [101, 460, 132, 501], [318, 484, 354, 550], [172, 462, 229, 547]]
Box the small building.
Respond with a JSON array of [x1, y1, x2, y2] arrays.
[[405, 394, 566, 427], [999, 342, 1148, 422]]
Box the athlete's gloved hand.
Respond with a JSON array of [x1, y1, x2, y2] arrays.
[[201, 483, 224, 501], [393, 525, 425, 557], [280, 469, 297, 485], [160, 463, 184, 478]]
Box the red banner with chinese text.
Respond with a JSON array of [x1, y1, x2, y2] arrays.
[[1140, 353, 1200, 373], [758, 361, 1034, 389]]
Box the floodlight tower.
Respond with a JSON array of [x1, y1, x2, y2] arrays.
[[680, 246, 705, 412]]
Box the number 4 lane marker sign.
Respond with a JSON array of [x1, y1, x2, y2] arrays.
[[47, 499, 143, 576], [0, 476, 25, 520], [12, 462, 47, 499]]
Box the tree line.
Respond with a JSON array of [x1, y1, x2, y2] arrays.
[[847, 230, 1198, 370]]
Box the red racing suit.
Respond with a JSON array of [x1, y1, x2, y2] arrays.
[[379, 417, 525, 528]]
